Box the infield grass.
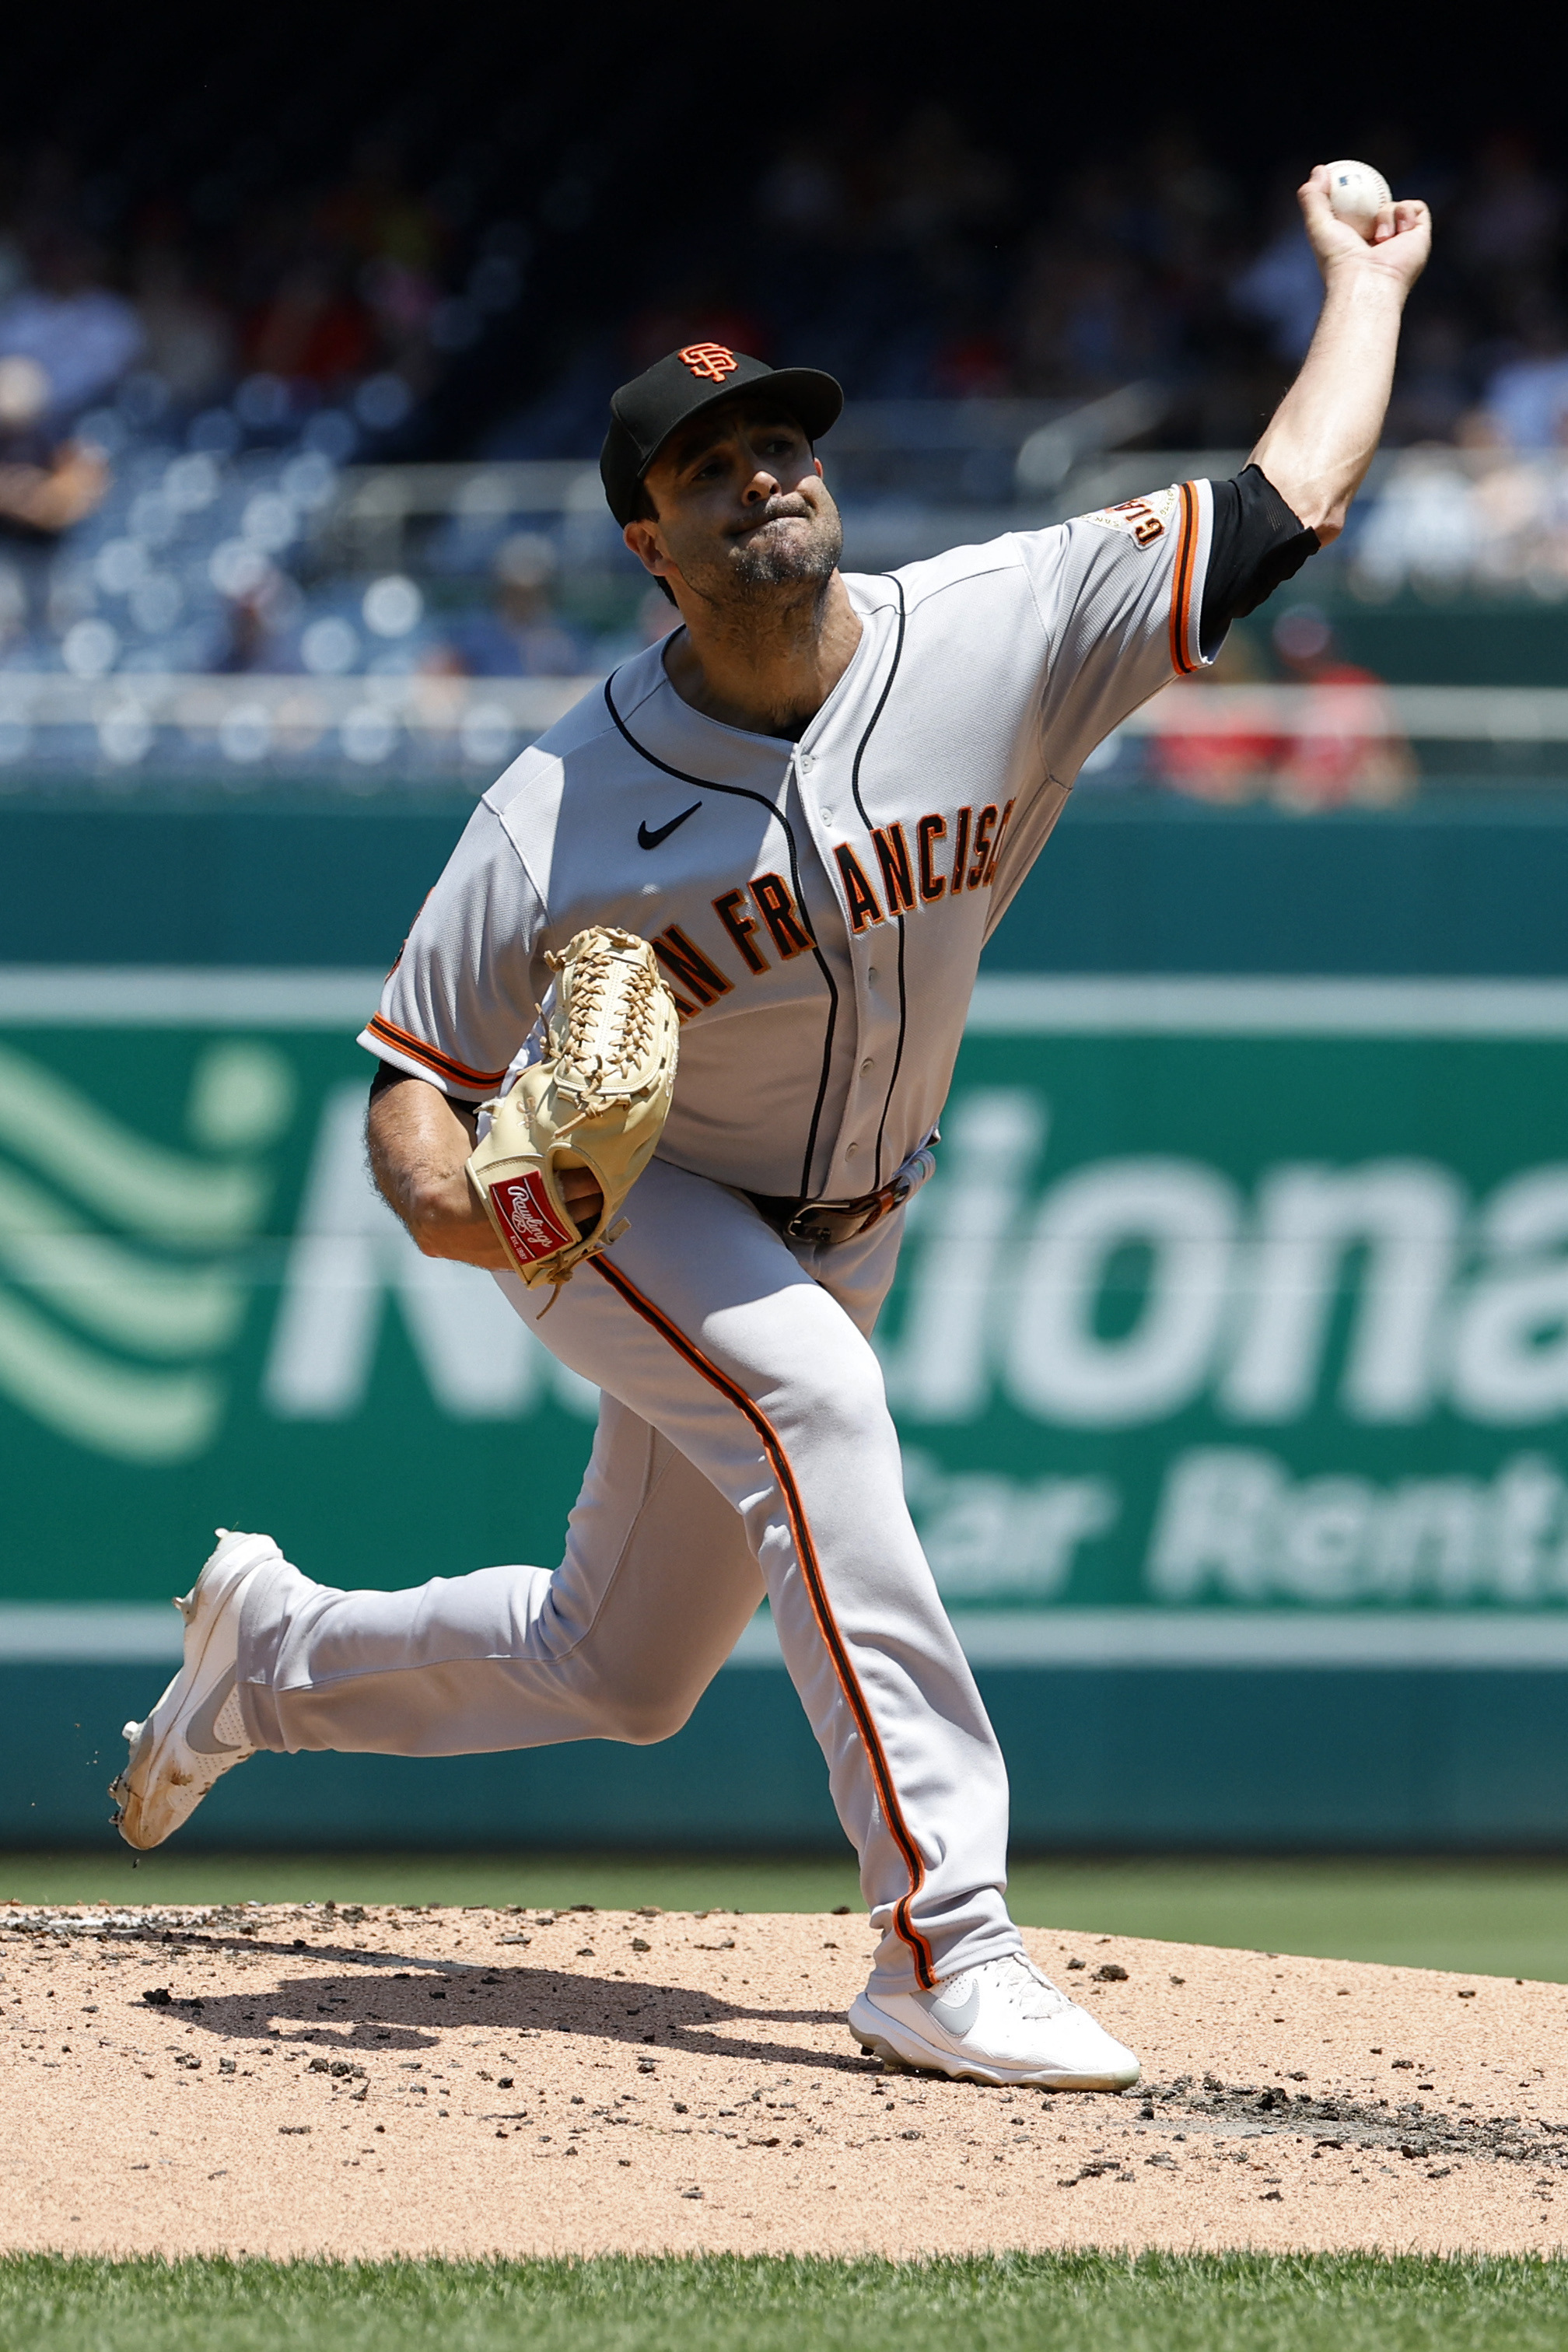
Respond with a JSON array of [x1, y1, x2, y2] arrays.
[[8, 2254, 1568, 2352], [4, 1850, 1568, 1982]]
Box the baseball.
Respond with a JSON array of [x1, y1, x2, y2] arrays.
[[1324, 159, 1392, 236]]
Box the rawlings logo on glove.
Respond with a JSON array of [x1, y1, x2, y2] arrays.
[[485, 1171, 579, 1264], [467, 926, 680, 1296]]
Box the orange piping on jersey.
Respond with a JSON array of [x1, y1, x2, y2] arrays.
[[365, 1014, 509, 1094], [1168, 479, 1201, 677], [590, 1255, 938, 1989]]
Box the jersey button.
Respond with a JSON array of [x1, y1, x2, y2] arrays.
[[845, 1143, 859, 1158], [820, 807, 834, 825], [799, 752, 814, 772], [860, 1058, 874, 1074]]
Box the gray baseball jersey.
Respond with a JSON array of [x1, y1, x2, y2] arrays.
[[362, 479, 1213, 1199]]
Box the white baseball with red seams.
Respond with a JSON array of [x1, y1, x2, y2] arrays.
[[124, 491, 1217, 2063]]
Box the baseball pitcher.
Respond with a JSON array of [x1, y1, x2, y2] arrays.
[[113, 169, 1431, 2088]]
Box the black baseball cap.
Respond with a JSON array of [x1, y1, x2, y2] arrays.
[[600, 344, 844, 526]]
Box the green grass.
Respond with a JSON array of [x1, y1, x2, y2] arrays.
[[5, 1850, 1568, 1982], [9, 2255, 1568, 2352]]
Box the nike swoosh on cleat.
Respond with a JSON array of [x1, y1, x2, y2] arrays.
[[184, 1668, 247, 1755], [928, 1980, 981, 2035], [638, 802, 702, 850]]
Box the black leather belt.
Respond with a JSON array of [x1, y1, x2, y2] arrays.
[[745, 1146, 936, 1249]]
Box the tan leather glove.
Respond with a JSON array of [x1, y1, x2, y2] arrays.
[[467, 926, 679, 1296]]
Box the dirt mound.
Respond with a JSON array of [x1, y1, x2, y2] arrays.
[[2, 1902, 1564, 2256]]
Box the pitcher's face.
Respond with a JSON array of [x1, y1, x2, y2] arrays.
[[625, 397, 842, 611]]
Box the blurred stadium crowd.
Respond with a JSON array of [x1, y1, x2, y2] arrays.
[[0, 43, 1563, 788], [10, 111, 1568, 466]]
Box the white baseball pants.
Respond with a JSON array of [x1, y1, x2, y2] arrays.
[[236, 1158, 1021, 1994]]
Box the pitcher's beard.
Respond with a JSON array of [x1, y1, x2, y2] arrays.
[[677, 495, 844, 609], [728, 507, 842, 593]]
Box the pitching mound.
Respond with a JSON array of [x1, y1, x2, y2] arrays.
[[2, 1902, 1564, 2257]]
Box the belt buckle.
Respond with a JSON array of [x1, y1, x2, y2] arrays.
[[785, 1200, 849, 1247], [782, 1146, 932, 1248], [786, 1192, 882, 1248]]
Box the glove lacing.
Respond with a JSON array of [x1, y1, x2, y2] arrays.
[[548, 938, 663, 1125]]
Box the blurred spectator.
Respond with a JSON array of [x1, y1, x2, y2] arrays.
[[1484, 310, 1568, 450], [219, 562, 301, 673], [1349, 450, 1484, 597], [439, 534, 589, 677], [1149, 627, 1281, 803], [1269, 606, 1415, 812], [1150, 613, 1415, 812], [0, 353, 107, 537], [1349, 437, 1568, 599], [0, 229, 142, 421], [490, 534, 588, 675]]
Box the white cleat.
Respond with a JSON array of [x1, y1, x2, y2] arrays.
[[848, 1952, 1140, 2090], [109, 1529, 280, 1850]]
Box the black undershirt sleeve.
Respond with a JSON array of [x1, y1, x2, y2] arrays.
[[1199, 464, 1320, 660]]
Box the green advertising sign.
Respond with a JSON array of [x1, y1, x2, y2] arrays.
[[5, 971, 1568, 1666]]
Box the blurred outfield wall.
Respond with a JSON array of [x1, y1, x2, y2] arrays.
[[5, 792, 1568, 1850]]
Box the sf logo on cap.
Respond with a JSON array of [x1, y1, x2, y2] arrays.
[[679, 343, 739, 383]]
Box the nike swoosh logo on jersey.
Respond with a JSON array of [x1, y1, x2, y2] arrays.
[[638, 802, 702, 850]]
